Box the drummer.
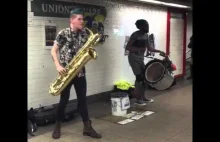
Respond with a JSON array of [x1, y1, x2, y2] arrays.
[[126, 19, 165, 106]]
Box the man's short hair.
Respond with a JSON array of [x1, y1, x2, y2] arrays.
[[135, 19, 149, 29], [70, 8, 84, 18]]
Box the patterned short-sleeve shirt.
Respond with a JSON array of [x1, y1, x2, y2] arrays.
[[54, 27, 88, 64], [54, 27, 89, 76]]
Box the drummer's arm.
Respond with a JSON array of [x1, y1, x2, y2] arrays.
[[146, 40, 163, 53]]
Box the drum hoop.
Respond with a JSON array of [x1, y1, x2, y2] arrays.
[[144, 60, 166, 83]]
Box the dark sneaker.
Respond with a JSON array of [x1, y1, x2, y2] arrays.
[[143, 98, 154, 103], [135, 100, 147, 106]]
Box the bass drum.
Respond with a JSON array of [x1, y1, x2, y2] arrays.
[[144, 59, 175, 91]]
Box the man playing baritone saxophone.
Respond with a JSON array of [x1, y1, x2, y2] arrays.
[[50, 8, 101, 139]]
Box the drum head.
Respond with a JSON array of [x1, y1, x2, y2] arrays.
[[144, 60, 166, 83]]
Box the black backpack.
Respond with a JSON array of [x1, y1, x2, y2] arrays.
[[27, 102, 78, 136], [27, 108, 37, 136], [34, 102, 78, 126]]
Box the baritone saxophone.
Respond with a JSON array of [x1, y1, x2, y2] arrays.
[[49, 27, 102, 96]]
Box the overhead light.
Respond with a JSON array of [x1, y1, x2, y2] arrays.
[[137, 0, 191, 9], [138, 0, 162, 4], [161, 2, 189, 8]]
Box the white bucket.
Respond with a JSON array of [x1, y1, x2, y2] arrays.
[[110, 93, 130, 116]]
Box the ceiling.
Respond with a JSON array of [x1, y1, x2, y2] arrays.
[[127, 0, 192, 8], [151, 0, 192, 5], [164, 0, 192, 3]]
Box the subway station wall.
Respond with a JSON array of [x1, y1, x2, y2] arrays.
[[28, 0, 192, 109]]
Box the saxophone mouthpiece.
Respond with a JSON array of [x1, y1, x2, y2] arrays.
[[85, 27, 94, 36]]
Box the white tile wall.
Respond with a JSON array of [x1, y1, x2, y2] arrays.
[[170, 17, 184, 76], [28, 0, 192, 109]]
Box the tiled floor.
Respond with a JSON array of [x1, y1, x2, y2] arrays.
[[28, 80, 192, 142]]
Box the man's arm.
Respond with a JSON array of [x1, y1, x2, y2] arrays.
[[145, 38, 164, 54], [51, 43, 61, 68], [126, 33, 146, 53], [51, 30, 66, 74]]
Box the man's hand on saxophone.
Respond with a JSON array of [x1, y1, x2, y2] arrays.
[[56, 65, 66, 75]]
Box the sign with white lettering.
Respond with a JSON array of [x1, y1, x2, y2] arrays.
[[28, 12, 33, 25], [31, 0, 107, 18], [31, 0, 109, 44]]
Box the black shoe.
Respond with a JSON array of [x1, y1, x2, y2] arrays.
[[135, 100, 147, 106], [143, 98, 154, 103], [52, 122, 61, 139], [83, 120, 102, 139]]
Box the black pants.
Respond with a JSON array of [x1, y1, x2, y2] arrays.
[[56, 76, 89, 122]]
